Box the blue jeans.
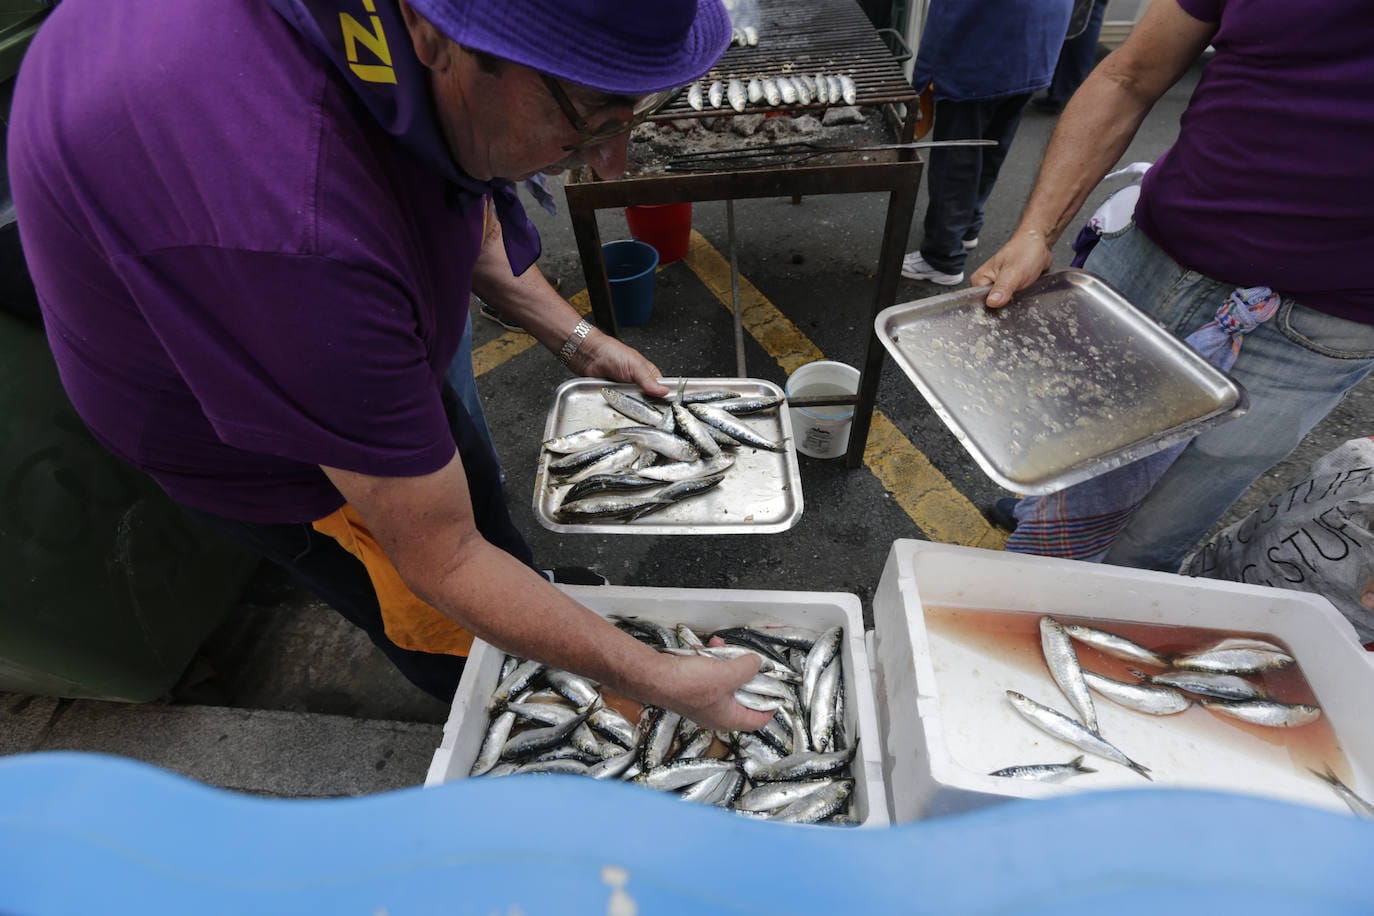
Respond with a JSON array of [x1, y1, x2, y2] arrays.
[[919, 94, 1031, 274], [1085, 224, 1374, 571], [1047, 0, 1108, 104]]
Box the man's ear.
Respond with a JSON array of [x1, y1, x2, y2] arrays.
[[398, 0, 452, 71]]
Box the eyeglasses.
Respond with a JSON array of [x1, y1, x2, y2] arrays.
[[540, 73, 680, 152]]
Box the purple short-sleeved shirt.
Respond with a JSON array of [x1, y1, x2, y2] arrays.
[[1135, 0, 1374, 321], [10, 0, 482, 523]]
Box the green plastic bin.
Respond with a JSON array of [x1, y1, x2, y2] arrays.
[[0, 311, 259, 701]]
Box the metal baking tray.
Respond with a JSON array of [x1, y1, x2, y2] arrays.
[[876, 269, 1249, 494], [534, 377, 803, 535]]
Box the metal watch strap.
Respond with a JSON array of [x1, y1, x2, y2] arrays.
[[557, 318, 593, 366]]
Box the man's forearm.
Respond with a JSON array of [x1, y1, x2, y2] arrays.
[[470, 216, 584, 352], [1015, 69, 1156, 244]]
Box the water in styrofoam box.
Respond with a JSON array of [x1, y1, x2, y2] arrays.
[[426, 584, 889, 827], [871, 540, 1374, 822]]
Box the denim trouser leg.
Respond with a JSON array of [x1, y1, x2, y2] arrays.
[[1083, 225, 1374, 572], [1049, 0, 1108, 103], [921, 95, 1032, 273]]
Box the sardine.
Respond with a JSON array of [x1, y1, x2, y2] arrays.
[[589, 749, 639, 780], [587, 705, 638, 749], [1040, 616, 1097, 734], [1005, 691, 1151, 780], [743, 25, 758, 46], [727, 78, 747, 113], [716, 395, 784, 415], [688, 402, 786, 451], [989, 755, 1097, 782], [555, 492, 672, 521], [745, 743, 858, 783], [734, 730, 785, 764], [672, 402, 723, 458], [543, 427, 621, 454], [505, 702, 579, 727], [838, 74, 857, 105], [1083, 669, 1192, 716], [470, 709, 517, 776], [629, 474, 727, 520], [813, 73, 830, 104], [708, 79, 725, 109], [611, 615, 679, 649], [762, 78, 782, 106], [634, 452, 735, 482], [801, 626, 843, 710], [777, 75, 798, 105], [1311, 765, 1374, 818], [1200, 698, 1321, 727], [793, 76, 812, 105], [563, 472, 660, 503], [773, 779, 852, 824], [736, 778, 836, 813], [809, 657, 841, 752], [734, 690, 789, 712], [638, 758, 740, 791], [640, 707, 682, 770], [674, 728, 715, 760], [544, 669, 601, 708], [747, 77, 764, 104], [548, 440, 634, 474], [825, 75, 844, 105], [1061, 623, 1169, 668], [488, 659, 544, 711], [715, 626, 792, 665], [686, 644, 799, 681], [700, 768, 747, 807], [1134, 668, 1267, 701], [500, 704, 594, 761], [687, 82, 704, 111], [561, 443, 641, 484], [679, 769, 731, 803], [651, 388, 741, 405], [601, 387, 665, 425], [1172, 640, 1295, 674], [515, 759, 591, 776], [613, 426, 700, 462]]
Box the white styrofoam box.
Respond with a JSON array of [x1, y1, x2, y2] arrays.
[[872, 540, 1374, 822], [426, 584, 889, 827]]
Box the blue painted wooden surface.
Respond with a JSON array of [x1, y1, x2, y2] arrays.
[[1, 751, 1372, 914]]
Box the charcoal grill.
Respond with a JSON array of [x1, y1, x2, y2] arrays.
[[563, 0, 922, 469]]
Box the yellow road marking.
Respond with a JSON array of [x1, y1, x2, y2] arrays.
[[680, 230, 1006, 549]]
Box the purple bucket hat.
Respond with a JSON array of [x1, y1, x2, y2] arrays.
[[406, 0, 731, 94]]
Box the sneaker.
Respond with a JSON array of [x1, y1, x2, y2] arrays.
[[901, 251, 964, 285], [478, 301, 526, 333], [541, 567, 610, 586], [962, 236, 979, 251], [986, 496, 1021, 532]]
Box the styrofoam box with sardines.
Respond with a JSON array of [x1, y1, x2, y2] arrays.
[[871, 540, 1374, 822], [426, 584, 888, 827]]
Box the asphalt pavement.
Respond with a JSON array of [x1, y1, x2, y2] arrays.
[[4, 56, 1371, 797]]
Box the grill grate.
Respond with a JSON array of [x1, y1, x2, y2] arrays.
[[652, 0, 917, 120]]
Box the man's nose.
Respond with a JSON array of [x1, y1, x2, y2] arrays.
[[582, 133, 631, 180]]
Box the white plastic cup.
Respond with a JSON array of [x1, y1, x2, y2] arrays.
[[785, 360, 861, 459]]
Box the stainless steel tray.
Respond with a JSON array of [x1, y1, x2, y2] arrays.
[[876, 269, 1248, 494], [534, 377, 803, 535]]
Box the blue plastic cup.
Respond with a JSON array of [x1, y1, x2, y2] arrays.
[[602, 239, 660, 327]]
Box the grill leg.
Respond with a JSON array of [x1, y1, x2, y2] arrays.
[[847, 174, 921, 468], [569, 203, 618, 337], [726, 199, 747, 379]]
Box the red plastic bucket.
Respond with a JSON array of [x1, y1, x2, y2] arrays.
[[624, 203, 692, 264]]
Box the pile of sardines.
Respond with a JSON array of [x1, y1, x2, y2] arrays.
[[687, 73, 857, 114], [991, 618, 1319, 785], [546, 384, 786, 524], [470, 619, 859, 825]]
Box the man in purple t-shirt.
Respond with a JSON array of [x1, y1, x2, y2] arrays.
[[971, 0, 1374, 572], [10, 0, 775, 733]]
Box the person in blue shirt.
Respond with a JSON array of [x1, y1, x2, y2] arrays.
[[902, 0, 1073, 286]]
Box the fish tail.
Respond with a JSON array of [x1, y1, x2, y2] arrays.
[[1127, 759, 1152, 781]]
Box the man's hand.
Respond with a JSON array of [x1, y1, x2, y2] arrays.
[[969, 229, 1055, 308], [652, 652, 775, 733], [571, 327, 670, 399]]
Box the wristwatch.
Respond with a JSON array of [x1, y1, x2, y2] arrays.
[[558, 318, 594, 366]]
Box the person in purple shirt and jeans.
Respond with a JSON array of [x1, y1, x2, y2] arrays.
[[973, 0, 1374, 573], [10, 0, 774, 733]]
